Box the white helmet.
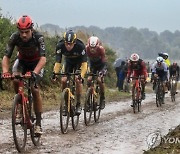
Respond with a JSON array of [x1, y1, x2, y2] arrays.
[[89, 36, 99, 47], [156, 56, 164, 63], [163, 53, 169, 57], [130, 53, 139, 62]]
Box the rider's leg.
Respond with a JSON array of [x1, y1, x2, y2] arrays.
[[141, 79, 146, 100], [31, 86, 43, 135]]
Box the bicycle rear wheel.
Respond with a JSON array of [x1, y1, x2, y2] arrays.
[[84, 88, 93, 126], [60, 90, 70, 134], [29, 95, 41, 146], [12, 94, 27, 152], [71, 98, 79, 130], [94, 86, 101, 122], [170, 82, 176, 102]]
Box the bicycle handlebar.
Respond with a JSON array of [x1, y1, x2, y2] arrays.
[[129, 76, 145, 79], [54, 72, 81, 76], [1, 72, 38, 88]]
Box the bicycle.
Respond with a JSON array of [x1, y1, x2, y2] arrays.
[[154, 76, 165, 107], [84, 72, 102, 125], [169, 75, 177, 102], [2, 72, 40, 152], [130, 76, 144, 113], [55, 71, 81, 134]]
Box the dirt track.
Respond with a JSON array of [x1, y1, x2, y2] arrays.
[[0, 92, 180, 154]]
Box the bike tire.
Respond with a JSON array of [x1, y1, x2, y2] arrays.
[[12, 94, 27, 152], [84, 88, 93, 126], [132, 87, 138, 113], [60, 89, 70, 134], [71, 98, 79, 130], [94, 86, 101, 122], [156, 92, 160, 107], [170, 82, 176, 102], [29, 95, 41, 146]]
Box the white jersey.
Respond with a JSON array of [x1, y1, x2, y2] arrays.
[[151, 61, 168, 73]]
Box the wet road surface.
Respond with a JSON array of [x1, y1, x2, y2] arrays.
[[0, 92, 180, 154]]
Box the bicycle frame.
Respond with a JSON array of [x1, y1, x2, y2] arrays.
[[2, 72, 40, 152], [17, 77, 33, 128], [56, 71, 81, 133], [130, 76, 143, 113]]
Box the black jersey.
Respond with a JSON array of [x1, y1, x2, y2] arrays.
[[55, 39, 87, 64], [5, 31, 46, 62]]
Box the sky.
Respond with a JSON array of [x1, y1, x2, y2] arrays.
[[0, 0, 180, 33]]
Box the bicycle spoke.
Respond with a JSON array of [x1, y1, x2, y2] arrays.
[[60, 90, 70, 134], [12, 94, 27, 153], [84, 89, 93, 125]]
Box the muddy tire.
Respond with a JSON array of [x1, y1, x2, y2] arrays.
[[12, 94, 27, 152]]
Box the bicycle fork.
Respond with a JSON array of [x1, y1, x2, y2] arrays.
[[65, 88, 75, 113]]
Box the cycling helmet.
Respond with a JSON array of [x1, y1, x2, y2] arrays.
[[17, 15, 33, 29], [156, 56, 164, 63], [88, 36, 99, 47], [130, 53, 139, 62], [163, 53, 169, 57], [63, 30, 77, 43]]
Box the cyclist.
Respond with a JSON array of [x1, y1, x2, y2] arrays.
[[158, 52, 171, 67], [158, 52, 171, 91], [126, 53, 147, 106], [151, 57, 168, 96], [53, 30, 87, 115], [169, 62, 180, 94], [86, 36, 107, 109], [1, 15, 46, 135]]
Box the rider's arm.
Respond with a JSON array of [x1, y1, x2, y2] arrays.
[[127, 62, 132, 78], [34, 35, 46, 74], [2, 33, 17, 73], [53, 42, 63, 73], [34, 57, 46, 74], [2, 56, 10, 73], [99, 46, 106, 63], [80, 62, 88, 78], [141, 61, 148, 78]]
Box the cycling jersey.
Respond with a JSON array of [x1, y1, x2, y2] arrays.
[[164, 59, 171, 67], [169, 64, 180, 80], [55, 39, 87, 64], [127, 59, 147, 78], [55, 39, 87, 77], [151, 61, 168, 81], [5, 31, 46, 62], [86, 44, 106, 73]]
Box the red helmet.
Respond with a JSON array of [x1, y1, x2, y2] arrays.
[[17, 15, 33, 29]]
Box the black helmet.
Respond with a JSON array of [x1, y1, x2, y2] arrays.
[[63, 30, 77, 43]]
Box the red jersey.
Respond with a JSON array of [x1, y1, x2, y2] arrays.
[[127, 59, 147, 78], [86, 45, 106, 63]]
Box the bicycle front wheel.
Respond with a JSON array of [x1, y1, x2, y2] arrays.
[[94, 86, 101, 122], [29, 95, 41, 146], [170, 82, 176, 102], [132, 87, 139, 113], [12, 94, 27, 152], [71, 98, 79, 130], [84, 88, 93, 126], [60, 89, 70, 134]]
